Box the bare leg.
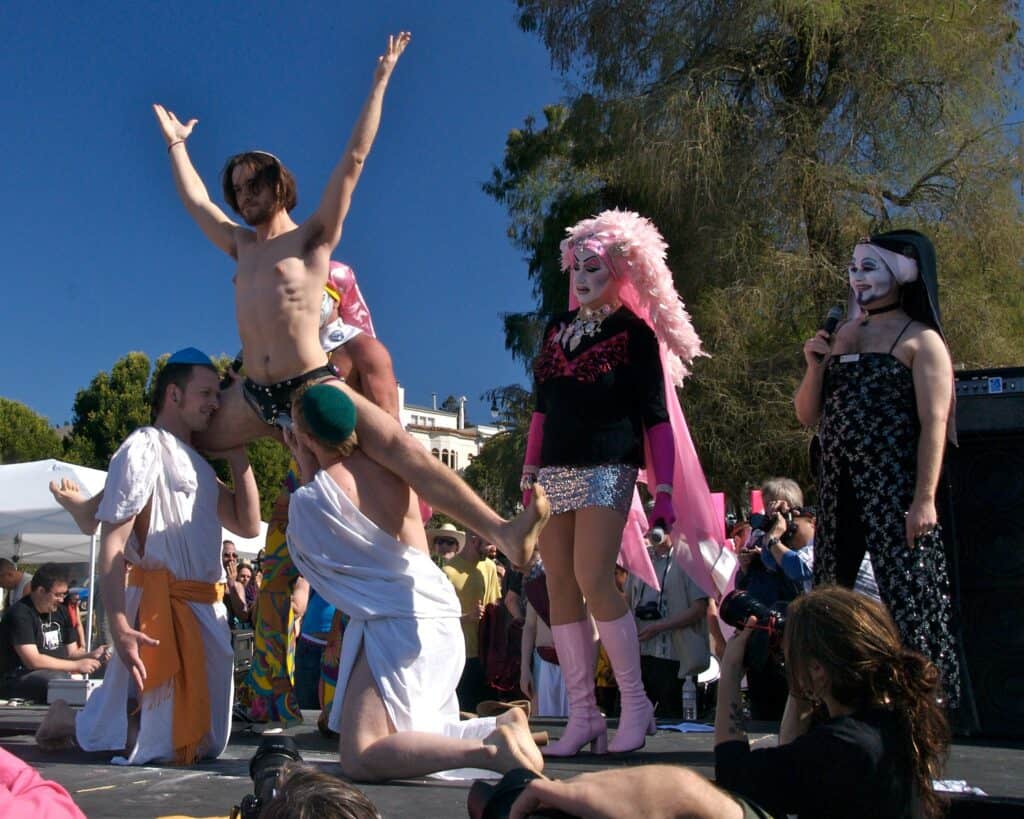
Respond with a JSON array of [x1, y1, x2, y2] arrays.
[[541, 512, 587, 627], [572, 507, 629, 622], [49, 479, 101, 536], [35, 699, 78, 750], [194, 379, 279, 452], [336, 380, 550, 567], [338, 649, 543, 783]]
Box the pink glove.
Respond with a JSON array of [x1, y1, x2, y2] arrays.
[[645, 422, 676, 531], [521, 412, 545, 507], [649, 492, 676, 532]]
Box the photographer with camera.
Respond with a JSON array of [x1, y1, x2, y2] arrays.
[[734, 479, 805, 720], [754, 480, 878, 600], [509, 586, 950, 819], [232, 735, 381, 819], [625, 530, 709, 720]]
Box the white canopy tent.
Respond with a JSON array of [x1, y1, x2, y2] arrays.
[[0, 459, 268, 647]]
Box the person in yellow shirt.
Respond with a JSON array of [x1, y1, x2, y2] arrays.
[[442, 531, 502, 712]]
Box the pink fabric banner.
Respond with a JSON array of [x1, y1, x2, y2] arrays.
[[750, 490, 764, 515]]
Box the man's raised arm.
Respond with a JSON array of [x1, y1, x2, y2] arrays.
[[306, 32, 411, 251], [152, 104, 240, 258]]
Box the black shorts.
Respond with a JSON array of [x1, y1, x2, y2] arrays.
[[242, 364, 340, 426]]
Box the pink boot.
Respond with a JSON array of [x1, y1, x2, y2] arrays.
[[544, 620, 608, 756], [597, 612, 656, 753]]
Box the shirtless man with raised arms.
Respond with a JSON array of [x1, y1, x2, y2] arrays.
[[148, 32, 547, 567]]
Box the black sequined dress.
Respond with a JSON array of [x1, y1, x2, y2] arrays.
[[815, 348, 961, 706]]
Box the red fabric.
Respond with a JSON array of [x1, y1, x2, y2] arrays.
[[478, 603, 523, 694], [0, 747, 86, 818]]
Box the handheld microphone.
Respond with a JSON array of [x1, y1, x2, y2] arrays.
[[814, 305, 844, 363], [648, 526, 668, 546], [821, 305, 844, 337]]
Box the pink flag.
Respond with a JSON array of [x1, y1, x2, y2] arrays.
[[750, 490, 764, 514]]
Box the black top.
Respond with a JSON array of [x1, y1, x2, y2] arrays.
[[0, 597, 74, 674], [533, 306, 668, 468], [715, 708, 918, 818]]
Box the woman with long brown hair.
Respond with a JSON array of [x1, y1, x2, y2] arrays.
[[714, 585, 950, 818], [509, 586, 950, 819]]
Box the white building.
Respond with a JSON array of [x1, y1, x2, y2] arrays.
[[398, 386, 503, 472]]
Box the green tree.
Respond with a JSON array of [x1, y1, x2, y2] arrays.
[[245, 437, 292, 522], [64, 352, 153, 468], [489, 0, 1024, 503], [0, 398, 63, 463]]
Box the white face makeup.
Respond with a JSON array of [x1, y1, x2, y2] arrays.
[[849, 245, 897, 307], [572, 247, 616, 308]]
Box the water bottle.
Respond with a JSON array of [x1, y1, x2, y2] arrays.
[[682, 676, 697, 721]]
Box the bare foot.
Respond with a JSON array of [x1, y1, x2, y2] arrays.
[[499, 484, 551, 569], [36, 699, 79, 751], [49, 479, 101, 535], [483, 707, 544, 774], [493, 702, 547, 745]]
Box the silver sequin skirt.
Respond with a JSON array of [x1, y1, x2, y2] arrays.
[[537, 464, 638, 516]]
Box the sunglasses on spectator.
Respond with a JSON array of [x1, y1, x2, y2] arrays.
[[434, 537, 459, 548]]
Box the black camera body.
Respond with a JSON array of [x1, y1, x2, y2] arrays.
[[634, 601, 662, 621], [468, 768, 574, 819], [748, 508, 804, 544], [719, 589, 788, 671], [232, 735, 303, 819]]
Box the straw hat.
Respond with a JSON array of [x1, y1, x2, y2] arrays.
[[425, 522, 465, 550]]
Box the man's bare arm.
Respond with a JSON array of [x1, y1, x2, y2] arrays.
[[13, 643, 100, 675], [305, 32, 411, 251], [152, 104, 241, 258], [215, 448, 261, 538], [100, 517, 159, 690]]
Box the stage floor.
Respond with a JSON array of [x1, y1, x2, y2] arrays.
[[1, 706, 1022, 818]]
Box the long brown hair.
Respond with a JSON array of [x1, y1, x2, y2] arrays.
[[221, 151, 297, 214], [783, 586, 950, 818]]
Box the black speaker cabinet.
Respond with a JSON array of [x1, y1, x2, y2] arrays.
[[946, 367, 1024, 737]]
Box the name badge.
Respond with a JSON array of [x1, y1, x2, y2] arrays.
[[839, 353, 861, 363]]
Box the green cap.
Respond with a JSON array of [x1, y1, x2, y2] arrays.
[[300, 385, 357, 444]]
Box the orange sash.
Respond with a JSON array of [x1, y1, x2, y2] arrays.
[[128, 566, 224, 765]]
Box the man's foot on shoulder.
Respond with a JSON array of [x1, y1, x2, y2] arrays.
[[483, 707, 544, 775], [500, 484, 551, 569], [36, 699, 79, 751], [49, 479, 100, 536]]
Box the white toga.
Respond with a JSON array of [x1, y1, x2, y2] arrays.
[[75, 427, 233, 765], [287, 470, 496, 744]]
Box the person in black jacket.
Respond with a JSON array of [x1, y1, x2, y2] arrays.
[[510, 586, 949, 819]]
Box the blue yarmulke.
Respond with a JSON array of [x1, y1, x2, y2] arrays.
[[167, 347, 214, 367]]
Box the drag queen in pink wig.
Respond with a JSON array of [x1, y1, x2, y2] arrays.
[[522, 210, 721, 755]]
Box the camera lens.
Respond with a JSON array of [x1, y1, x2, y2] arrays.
[[719, 590, 772, 630]]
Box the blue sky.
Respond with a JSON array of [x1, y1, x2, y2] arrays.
[[1, 1, 563, 427]]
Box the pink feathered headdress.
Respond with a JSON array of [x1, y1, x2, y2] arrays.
[[326, 261, 376, 337], [560, 209, 705, 386]]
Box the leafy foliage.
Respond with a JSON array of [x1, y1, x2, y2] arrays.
[[63, 352, 154, 468], [490, 0, 1024, 504], [0, 398, 63, 463]]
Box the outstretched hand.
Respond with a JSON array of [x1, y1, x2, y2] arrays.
[[113, 624, 160, 692], [152, 103, 198, 146], [374, 31, 411, 83]]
